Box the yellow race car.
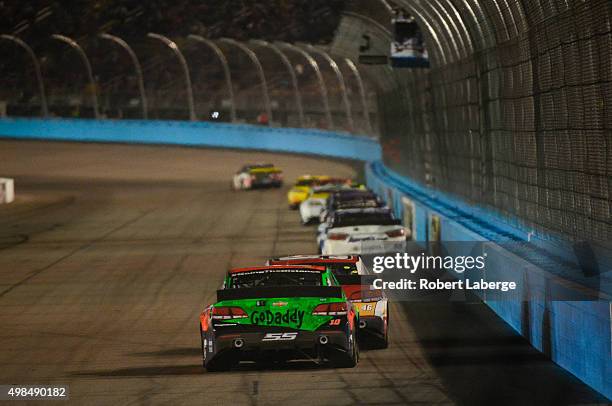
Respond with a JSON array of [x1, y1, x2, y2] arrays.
[[288, 176, 364, 209], [287, 175, 331, 209]]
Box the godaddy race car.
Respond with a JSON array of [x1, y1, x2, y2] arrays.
[[199, 265, 359, 371]]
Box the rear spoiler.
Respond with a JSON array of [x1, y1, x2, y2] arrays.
[[217, 285, 343, 302], [250, 168, 281, 174], [335, 275, 377, 286]]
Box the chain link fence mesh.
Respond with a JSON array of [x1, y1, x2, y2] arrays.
[[0, 34, 375, 133], [335, 0, 611, 243]]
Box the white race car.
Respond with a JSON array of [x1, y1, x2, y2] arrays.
[[299, 185, 351, 225], [321, 208, 407, 255]]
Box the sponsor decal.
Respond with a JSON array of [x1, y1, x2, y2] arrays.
[[272, 301, 288, 307], [357, 302, 376, 316], [250, 309, 305, 329], [262, 332, 298, 341]]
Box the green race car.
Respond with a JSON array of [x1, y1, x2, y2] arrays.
[[199, 265, 359, 371]]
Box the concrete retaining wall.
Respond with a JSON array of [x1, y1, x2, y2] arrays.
[[366, 161, 612, 400], [0, 118, 382, 162]]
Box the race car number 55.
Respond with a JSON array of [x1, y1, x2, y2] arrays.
[[262, 332, 298, 341]]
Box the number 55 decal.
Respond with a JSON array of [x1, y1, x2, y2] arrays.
[[262, 332, 298, 341]]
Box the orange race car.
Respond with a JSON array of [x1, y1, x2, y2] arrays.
[[267, 255, 389, 348]]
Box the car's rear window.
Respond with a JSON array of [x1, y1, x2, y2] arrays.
[[333, 213, 400, 227], [333, 193, 377, 203], [230, 269, 323, 288], [336, 199, 381, 210], [296, 179, 315, 186]]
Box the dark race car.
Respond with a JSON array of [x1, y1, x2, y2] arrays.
[[319, 190, 385, 223], [199, 265, 359, 371]]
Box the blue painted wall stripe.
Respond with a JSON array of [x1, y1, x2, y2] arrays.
[[366, 161, 612, 401], [0, 118, 382, 162]]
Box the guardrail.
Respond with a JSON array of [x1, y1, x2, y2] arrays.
[[0, 118, 381, 162]]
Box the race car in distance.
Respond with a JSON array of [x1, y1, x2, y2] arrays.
[[320, 208, 407, 255], [319, 190, 385, 223], [287, 175, 328, 209], [232, 163, 283, 190], [299, 184, 353, 225], [199, 265, 359, 371], [267, 256, 389, 348], [316, 191, 386, 249], [287, 176, 353, 209]]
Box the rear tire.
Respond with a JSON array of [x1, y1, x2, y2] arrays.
[[380, 311, 389, 349], [332, 330, 359, 368], [201, 330, 237, 372], [200, 327, 207, 369]]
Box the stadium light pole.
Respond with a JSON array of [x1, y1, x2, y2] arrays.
[[303, 44, 354, 132], [147, 33, 196, 121], [218, 38, 273, 126], [187, 35, 237, 123], [343, 58, 372, 134], [0, 34, 48, 117], [250, 40, 305, 128], [51, 34, 99, 118], [276, 41, 333, 130], [99, 33, 148, 119]]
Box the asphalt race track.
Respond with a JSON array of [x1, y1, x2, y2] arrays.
[[0, 140, 607, 405]]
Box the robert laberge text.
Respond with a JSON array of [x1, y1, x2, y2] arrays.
[[373, 278, 517, 292]]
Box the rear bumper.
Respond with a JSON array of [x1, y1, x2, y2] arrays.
[[288, 193, 307, 206], [251, 180, 282, 188], [300, 205, 323, 223], [208, 327, 351, 362], [358, 316, 385, 337]]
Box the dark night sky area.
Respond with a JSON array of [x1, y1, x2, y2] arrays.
[[0, 0, 346, 43]]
